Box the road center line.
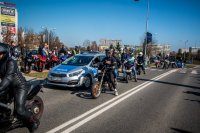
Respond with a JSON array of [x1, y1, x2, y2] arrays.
[[46, 69, 177, 133]]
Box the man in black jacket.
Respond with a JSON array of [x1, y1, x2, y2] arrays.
[[0, 43, 39, 133], [101, 49, 118, 96]]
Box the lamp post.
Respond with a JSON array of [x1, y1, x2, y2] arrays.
[[41, 26, 56, 50], [134, 0, 150, 66], [184, 40, 188, 61]]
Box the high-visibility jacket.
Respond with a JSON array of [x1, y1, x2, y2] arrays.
[[73, 50, 80, 55]]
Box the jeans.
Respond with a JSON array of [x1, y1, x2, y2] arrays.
[[113, 69, 118, 79], [123, 66, 137, 79]]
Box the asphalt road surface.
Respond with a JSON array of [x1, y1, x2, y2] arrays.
[[7, 66, 200, 133]]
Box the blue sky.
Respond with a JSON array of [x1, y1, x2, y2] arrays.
[[7, 0, 200, 51]]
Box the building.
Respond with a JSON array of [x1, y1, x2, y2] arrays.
[[91, 41, 98, 51], [151, 44, 171, 56], [180, 47, 200, 54], [99, 39, 122, 51], [0, 2, 18, 43]]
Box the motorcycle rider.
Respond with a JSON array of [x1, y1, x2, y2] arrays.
[[112, 51, 122, 82], [163, 54, 170, 69], [101, 49, 118, 96], [121, 48, 131, 80], [0, 43, 39, 133], [124, 56, 137, 82], [136, 52, 146, 74], [59, 44, 67, 55]]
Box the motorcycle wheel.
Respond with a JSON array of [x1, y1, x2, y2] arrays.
[[26, 96, 44, 120], [38, 64, 44, 72], [138, 69, 141, 75], [135, 77, 138, 82], [24, 65, 31, 74], [126, 75, 128, 83], [91, 81, 101, 99]]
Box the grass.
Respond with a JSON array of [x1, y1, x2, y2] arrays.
[[185, 64, 197, 68], [24, 71, 48, 79]]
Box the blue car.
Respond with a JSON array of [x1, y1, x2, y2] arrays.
[[47, 53, 105, 88]]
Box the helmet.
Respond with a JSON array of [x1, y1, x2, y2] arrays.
[[105, 49, 110, 53], [139, 52, 143, 55], [131, 56, 135, 60], [0, 43, 9, 53], [0, 43, 9, 61], [12, 46, 21, 58]]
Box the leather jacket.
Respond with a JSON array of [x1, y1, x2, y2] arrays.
[[0, 57, 26, 95]]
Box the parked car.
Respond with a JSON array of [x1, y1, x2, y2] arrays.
[[47, 53, 106, 88]]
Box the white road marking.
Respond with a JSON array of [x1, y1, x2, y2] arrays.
[[46, 70, 177, 133]]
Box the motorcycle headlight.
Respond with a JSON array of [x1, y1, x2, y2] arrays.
[[69, 70, 84, 77]]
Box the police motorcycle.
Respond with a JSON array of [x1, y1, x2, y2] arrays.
[[0, 80, 44, 133], [91, 62, 117, 99]]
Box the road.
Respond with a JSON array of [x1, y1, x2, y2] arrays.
[[8, 67, 200, 133]]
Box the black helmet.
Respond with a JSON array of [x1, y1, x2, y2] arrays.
[[0, 43, 9, 61], [105, 48, 110, 52], [0, 43, 9, 54]]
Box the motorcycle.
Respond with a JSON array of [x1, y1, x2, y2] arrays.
[[91, 65, 117, 99], [35, 55, 47, 72], [59, 53, 68, 63], [123, 60, 137, 83], [47, 53, 59, 69], [136, 63, 144, 75], [0, 80, 44, 133], [124, 66, 138, 83], [154, 59, 161, 68], [162, 59, 170, 69], [23, 52, 34, 74]]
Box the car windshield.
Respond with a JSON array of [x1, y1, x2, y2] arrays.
[[62, 55, 94, 66]]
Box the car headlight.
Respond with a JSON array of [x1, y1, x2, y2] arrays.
[[69, 70, 84, 77]]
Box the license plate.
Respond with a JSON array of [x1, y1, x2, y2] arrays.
[[51, 77, 62, 81]]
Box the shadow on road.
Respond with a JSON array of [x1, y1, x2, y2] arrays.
[[138, 78, 200, 90], [71, 88, 93, 99], [184, 99, 200, 104], [170, 127, 193, 133], [183, 91, 200, 96], [44, 83, 93, 99]]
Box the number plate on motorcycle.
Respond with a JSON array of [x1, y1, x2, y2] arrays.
[[51, 77, 62, 81]]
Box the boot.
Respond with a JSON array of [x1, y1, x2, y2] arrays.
[[28, 117, 40, 133]]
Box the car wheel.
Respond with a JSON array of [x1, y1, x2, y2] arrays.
[[84, 75, 91, 89]]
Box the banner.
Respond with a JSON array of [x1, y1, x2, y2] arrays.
[[1, 6, 15, 16], [0, 14, 15, 23], [0, 6, 16, 34]]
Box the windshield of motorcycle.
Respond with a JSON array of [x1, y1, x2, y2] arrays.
[[62, 55, 94, 66]]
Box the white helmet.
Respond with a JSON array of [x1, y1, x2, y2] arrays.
[[131, 56, 135, 60], [139, 52, 143, 55]]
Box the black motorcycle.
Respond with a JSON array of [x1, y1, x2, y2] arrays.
[[0, 80, 44, 133], [23, 52, 34, 74], [91, 66, 117, 99], [136, 62, 144, 75]]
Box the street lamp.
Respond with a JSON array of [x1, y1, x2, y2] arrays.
[[134, 0, 150, 66], [184, 40, 188, 61], [41, 26, 56, 50]]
